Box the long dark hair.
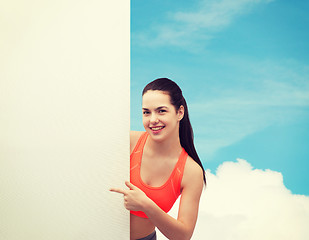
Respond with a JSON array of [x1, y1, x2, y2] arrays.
[[142, 78, 206, 184]]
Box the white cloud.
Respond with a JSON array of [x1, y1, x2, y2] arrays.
[[173, 0, 273, 28], [133, 0, 274, 48], [157, 159, 309, 239]]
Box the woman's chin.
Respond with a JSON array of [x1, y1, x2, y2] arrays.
[[147, 129, 166, 141]]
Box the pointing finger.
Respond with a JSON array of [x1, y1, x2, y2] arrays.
[[109, 188, 127, 195]]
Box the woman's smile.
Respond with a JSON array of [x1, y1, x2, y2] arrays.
[[149, 126, 165, 134]]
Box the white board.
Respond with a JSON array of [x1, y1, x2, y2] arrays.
[[0, 1, 129, 239]]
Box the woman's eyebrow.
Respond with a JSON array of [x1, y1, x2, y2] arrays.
[[156, 106, 168, 110], [142, 106, 168, 111]]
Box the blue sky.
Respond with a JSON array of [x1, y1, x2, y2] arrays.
[[130, 0, 309, 197]]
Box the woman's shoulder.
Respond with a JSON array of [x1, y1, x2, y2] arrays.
[[130, 131, 145, 154], [182, 155, 204, 188], [130, 131, 145, 142]]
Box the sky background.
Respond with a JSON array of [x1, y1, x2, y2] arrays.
[[131, 1, 308, 239]]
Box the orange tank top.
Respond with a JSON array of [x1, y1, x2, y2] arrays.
[[130, 132, 188, 218]]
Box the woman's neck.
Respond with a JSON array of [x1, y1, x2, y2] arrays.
[[146, 131, 182, 157]]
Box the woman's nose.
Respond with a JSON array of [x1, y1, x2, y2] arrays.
[[150, 114, 159, 124]]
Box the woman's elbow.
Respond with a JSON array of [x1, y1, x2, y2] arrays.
[[172, 229, 193, 240]]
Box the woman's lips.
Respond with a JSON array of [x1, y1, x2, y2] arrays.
[[149, 126, 165, 133]]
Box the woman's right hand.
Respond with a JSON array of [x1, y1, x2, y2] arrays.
[[110, 181, 151, 212]]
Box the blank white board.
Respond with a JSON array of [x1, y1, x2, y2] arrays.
[[0, 1, 129, 239]]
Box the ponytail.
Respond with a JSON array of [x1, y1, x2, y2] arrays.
[[179, 98, 206, 184]]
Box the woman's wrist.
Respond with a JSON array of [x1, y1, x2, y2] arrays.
[[141, 196, 156, 214]]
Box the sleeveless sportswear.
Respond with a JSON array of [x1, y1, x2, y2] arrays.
[[130, 132, 188, 218]]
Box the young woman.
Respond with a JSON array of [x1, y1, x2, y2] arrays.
[[110, 78, 206, 240]]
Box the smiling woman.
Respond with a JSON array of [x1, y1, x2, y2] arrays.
[[110, 78, 206, 240]]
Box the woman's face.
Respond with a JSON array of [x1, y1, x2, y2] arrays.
[[142, 90, 184, 142]]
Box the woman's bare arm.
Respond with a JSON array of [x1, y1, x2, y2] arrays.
[[142, 158, 204, 240]]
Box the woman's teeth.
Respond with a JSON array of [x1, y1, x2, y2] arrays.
[[151, 126, 164, 131]]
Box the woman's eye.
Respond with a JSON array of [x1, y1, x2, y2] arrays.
[[158, 110, 166, 114], [143, 111, 150, 115]]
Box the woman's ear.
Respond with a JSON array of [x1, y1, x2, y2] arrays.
[[177, 105, 185, 121]]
